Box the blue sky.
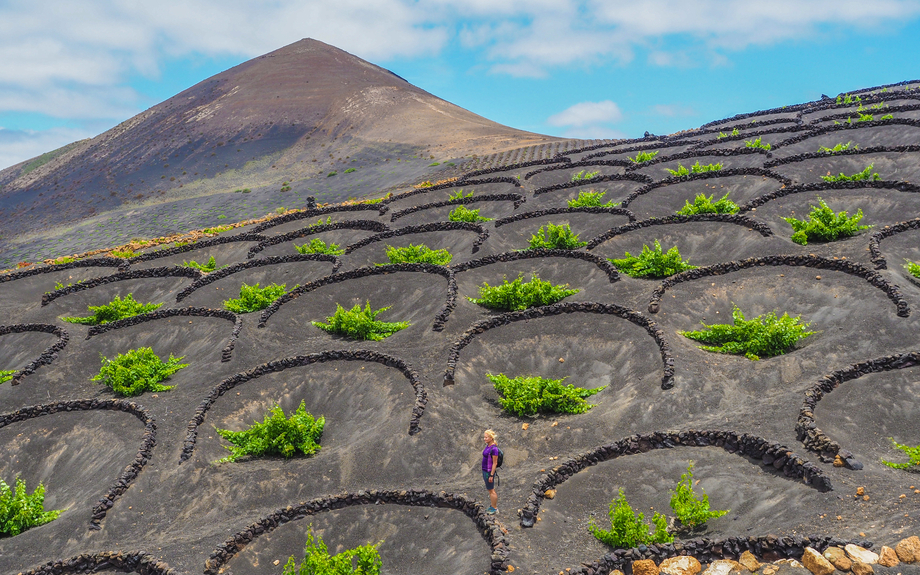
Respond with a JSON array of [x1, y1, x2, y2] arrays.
[[1, 0, 920, 170]]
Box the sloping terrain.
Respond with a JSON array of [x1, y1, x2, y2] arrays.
[[2, 81, 920, 575]]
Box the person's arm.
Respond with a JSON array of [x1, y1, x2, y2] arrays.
[[490, 451, 498, 476]]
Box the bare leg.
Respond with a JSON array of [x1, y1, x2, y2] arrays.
[[488, 488, 498, 508]]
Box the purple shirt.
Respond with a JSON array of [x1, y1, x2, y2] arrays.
[[482, 444, 499, 472]]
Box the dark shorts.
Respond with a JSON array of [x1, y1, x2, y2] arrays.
[[483, 470, 494, 489]]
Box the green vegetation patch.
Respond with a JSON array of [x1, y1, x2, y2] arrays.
[[821, 165, 880, 182], [487, 373, 604, 416], [223, 283, 292, 313], [19, 141, 83, 176], [62, 294, 162, 325], [571, 170, 601, 182], [528, 223, 586, 250], [448, 189, 473, 202], [0, 370, 14, 384], [381, 244, 452, 265], [468, 274, 578, 311], [670, 462, 729, 527], [344, 167, 356, 173], [783, 197, 872, 245], [904, 260, 920, 279], [182, 256, 226, 273], [312, 301, 409, 341], [448, 205, 491, 222], [283, 525, 381, 575], [666, 161, 723, 177], [589, 488, 672, 548], [628, 150, 658, 163], [745, 137, 771, 151], [717, 128, 740, 139], [0, 478, 64, 537], [92, 347, 188, 396], [680, 304, 815, 361], [818, 142, 856, 154], [677, 192, 739, 215], [881, 439, 920, 470], [110, 249, 137, 258], [295, 239, 344, 256], [609, 240, 697, 278], [567, 190, 619, 208], [215, 400, 324, 464]]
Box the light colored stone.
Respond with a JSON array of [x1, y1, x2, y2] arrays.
[[774, 559, 804, 569], [895, 536, 920, 563], [659, 556, 703, 575], [850, 561, 873, 575], [801, 547, 835, 575], [877, 546, 899, 568], [543, 489, 556, 499], [739, 551, 762, 572], [612, 570, 625, 575], [633, 559, 659, 575], [823, 547, 851, 571], [761, 567, 776, 575], [701, 560, 742, 575], [845, 544, 878, 565]]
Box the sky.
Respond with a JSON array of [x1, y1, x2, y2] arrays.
[[1, 0, 920, 170]]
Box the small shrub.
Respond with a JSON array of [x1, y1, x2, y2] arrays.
[[680, 304, 815, 361], [110, 249, 136, 258], [904, 259, 920, 278], [215, 400, 324, 463], [202, 224, 233, 234], [0, 478, 64, 537], [818, 142, 856, 153], [527, 223, 586, 250], [670, 462, 729, 527], [295, 239, 344, 255], [567, 190, 618, 208], [571, 170, 601, 181], [783, 197, 872, 245], [62, 294, 162, 325], [0, 370, 15, 384], [745, 137, 771, 151], [310, 216, 333, 228], [448, 205, 491, 222], [182, 256, 226, 273], [448, 189, 473, 202], [487, 373, 603, 416], [628, 150, 658, 163], [282, 525, 381, 575], [468, 274, 579, 310], [589, 489, 672, 549], [836, 93, 861, 106], [91, 347, 188, 396], [327, 171, 337, 177], [666, 161, 722, 177], [312, 301, 409, 341], [343, 167, 356, 173], [223, 283, 291, 313], [717, 128, 740, 139], [429, 162, 440, 166], [52, 256, 75, 264], [381, 244, 452, 265], [609, 240, 697, 278], [856, 113, 873, 122], [881, 439, 920, 470], [880, 113, 894, 120], [677, 192, 739, 215]]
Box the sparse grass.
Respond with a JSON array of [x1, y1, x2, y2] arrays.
[[202, 224, 233, 234], [680, 304, 815, 361], [0, 478, 64, 537], [380, 244, 452, 265], [571, 170, 601, 181], [567, 190, 619, 208], [0, 370, 15, 384], [677, 192, 739, 215], [429, 162, 440, 166], [784, 197, 872, 245], [223, 283, 292, 313], [312, 301, 409, 341], [666, 161, 722, 177], [295, 239, 344, 255], [717, 128, 740, 139], [448, 205, 491, 222], [182, 256, 226, 273], [745, 137, 771, 150], [609, 240, 697, 278], [327, 171, 337, 177], [821, 165, 880, 182], [487, 373, 604, 416], [670, 462, 729, 528], [62, 294, 162, 325], [214, 400, 324, 464], [467, 274, 579, 310], [282, 526, 381, 575], [589, 489, 672, 549], [110, 249, 137, 258], [527, 223, 586, 250], [628, 150, 658, 163], [881, 439, 920, 470], [448, 189, 473, 202], [52, 256, 75, 264], [281, 181, 292, 191], [91, 347, 188, 396], [818, 142, 856, 153]]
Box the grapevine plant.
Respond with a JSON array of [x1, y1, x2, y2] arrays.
[[223, 283, 293, 313], [821, 165, 880, 182], [295, 239, 344, 255], [92, 347, 188, 396], [215, 400, 324, 464], [312, 302, 409, 341], [0, 478, 64, 537], [677, 192, 739, 215], [881, 439, 920, 470], [487, 373, 604, 416], [283, 525, 381, 575], [381, 244, 451, 265], [182, 256, 226, 272], [680, 305, 815, 361], [62, 294, 162, 325], [568, 190, 618, 208], [783, 198, 872, 245], [589, 489, 672, 548], [527, 223, 586, 250], [0, 370, 16, 384], [609, 240, 696, 278], [467, 274, 578, 311], [670, 463, 729, 527], [666, 161, 722, 177], [448, 205, 491, 222]]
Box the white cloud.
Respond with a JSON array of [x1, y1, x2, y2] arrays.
[[548, 101, 623, 127], [0, 127, 93, 171]]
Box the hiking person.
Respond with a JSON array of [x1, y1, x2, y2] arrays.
[[482, 429, 500, 514]]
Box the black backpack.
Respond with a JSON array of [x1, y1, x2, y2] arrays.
[[495, 446, 504, 469]]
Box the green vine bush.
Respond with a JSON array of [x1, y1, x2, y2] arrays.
[[572, 170, 601, 181], [836, 93, 862, 106], [609, 240, 697, 278], [717, 128, 740, 139], [666, 161, 723, 177], [182, 256, 226, 273], [783, 198, 872, 245], [589, 488, 672, 548], [312, 302, 409, 341], [92, 347, 188, 396], [881, 439, 920, 470], [448, 205, 491, 222], [670, 462, 729, 527], [567, 190, 619, 208], [676, 192, 739, 215], [62, 294, 162, 325], [223, 283, 292, 313], [0, 370, 14, 384], [215, 400, 324, 464], [468, 274, 579, 311], [282, 525, 381, 575], [295, 239, 344, 255], [818, 142, 856, 153], [527, 223, 587, 250], [487, 373, 604, 416], [380, 244, 452, 265], [628, 151, 658, 163], [680, 305, 815, 361], [448, 189, 474, 202], [0, 478, 64, 537], [904, 260, 920, 279], [110, 249, 137, 258], [821, 165, 880, 182], [745, 137, 771, 151]]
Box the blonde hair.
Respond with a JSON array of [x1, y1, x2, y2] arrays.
[[483, 429, 497, 442]]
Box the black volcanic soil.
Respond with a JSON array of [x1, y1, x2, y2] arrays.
[[2, 84, 920, 575]]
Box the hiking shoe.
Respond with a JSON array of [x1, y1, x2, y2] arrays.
[[487, 506, 498, 515]]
